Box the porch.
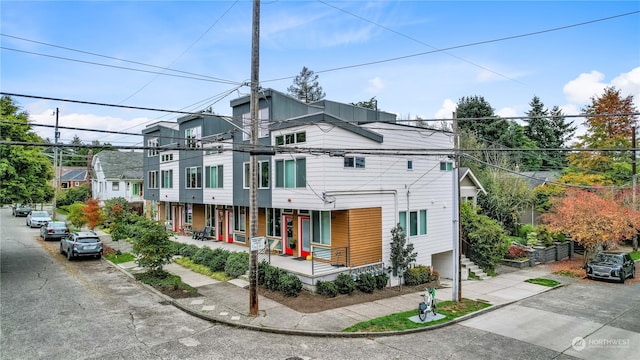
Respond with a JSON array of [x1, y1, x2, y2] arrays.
[[170, 233, 384, 288]]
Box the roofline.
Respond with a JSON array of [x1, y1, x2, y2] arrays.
[[271, 113, 383, 143]]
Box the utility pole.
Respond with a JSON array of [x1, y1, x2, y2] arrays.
[[248, 0, 260, 316], [633, 126, 638, 252], [452, 111, 461, 302], [52, 108, 60, 220]]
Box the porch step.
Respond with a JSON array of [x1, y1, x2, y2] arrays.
[[461, 255, 490, 280]]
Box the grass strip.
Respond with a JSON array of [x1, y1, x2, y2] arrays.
[[174, 257, 231, 281], [524, 278, 560, 287], [342, 298, 490, 332]]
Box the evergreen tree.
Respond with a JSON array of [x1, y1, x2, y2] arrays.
[[389, 224, 417, 276], [287, 66, 326, 103]]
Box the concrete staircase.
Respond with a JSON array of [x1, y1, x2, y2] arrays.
[[461, 254, 490, 280]]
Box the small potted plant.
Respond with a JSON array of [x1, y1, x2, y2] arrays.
[[288, 238, 297, 249]]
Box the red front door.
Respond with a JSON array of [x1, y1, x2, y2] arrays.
[[300, 216, 310, 258]]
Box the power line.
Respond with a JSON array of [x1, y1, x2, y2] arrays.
[[0, 46, 243, 86]]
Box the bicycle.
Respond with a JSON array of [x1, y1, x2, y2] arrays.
[[418, 287, 437, 321]]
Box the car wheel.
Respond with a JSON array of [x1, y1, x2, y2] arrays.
[[619, 270, 626, 283], [94, 254, 101, 260], [59, 244, 64, 254], [67, 249, 73, 261]]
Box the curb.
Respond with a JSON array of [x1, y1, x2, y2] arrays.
[[102, 257, 569, 338]]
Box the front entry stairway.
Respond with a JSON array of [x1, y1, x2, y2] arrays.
[[461, 254, 490, 280]]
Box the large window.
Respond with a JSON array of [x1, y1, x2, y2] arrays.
[[243, 161, 270, 189], [234, 206, 246, 231], [147, 137, 159, 157], [275, 131, 306, 146], [132, 182, 142, 196], [185, 126, 202, 148], [242, 108, 269, 141], [312, 211, 331, 245], [266, 208, 282, 237], [205, 165, 223, 188], [161, 170, 173, 188], [185, 167, 202, 188], [161, 154, 174, 162], [275, 158, 305, 188], [344, 156, 365, 168], [399, 210, 427, 237], [148, 171, 158, 189]]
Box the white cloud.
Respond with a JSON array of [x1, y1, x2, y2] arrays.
[[29, 108, 152, 146], [367, 77, 384, 93], [496, 107, 518, 119], [563, 71, 606, 104], [434, 99, 456, 119], [611, 66, 640, 99]]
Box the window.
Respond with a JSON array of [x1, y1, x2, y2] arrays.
[[161, 170, 173, 188], [402, 209, 428, 237], [344, 156, 365, 168], [185, 127, 201, 148], [312, 211, 331, 245], [205, 165, 223, 188], [242, 108, 269, 141], [243, 161, 270, 189], [275, 158, 305, 188], [148, 171, 158, 189], [234, 206, 246, 231], [407, 160, 413, 170], [440, 161, 453, 171], [266, 208, 282, 237], [112, 182, 119, 191], [132, 183, 142, 196], [161, 154, 174, 162], [185, 167, 202, 188], [147, 137, 158, 157], [275, 131, 306, 146]]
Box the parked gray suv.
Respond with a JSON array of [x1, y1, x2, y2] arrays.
[[60, 232, 103, 260], [586, 251, 636, 283]]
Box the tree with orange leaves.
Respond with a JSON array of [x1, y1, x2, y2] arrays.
[[541, 188, 638, 265], [83, 198, 104, 230], [567, 86, 637, 185]]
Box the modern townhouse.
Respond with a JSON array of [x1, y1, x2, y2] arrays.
[[91, 150, 145, 213], [143, 89, 479, 285]]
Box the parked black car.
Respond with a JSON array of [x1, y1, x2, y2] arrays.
[[12, 203, 32, 217], [586, 251, 636, 283]]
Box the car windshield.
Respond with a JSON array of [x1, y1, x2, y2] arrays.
[[31, 211, 49, 217], [77, 238, 100, 243], [593, 253, 622, 264], [49, 222, 67, 229]]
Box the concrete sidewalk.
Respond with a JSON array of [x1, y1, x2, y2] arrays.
[[97, 228, 570, 336]]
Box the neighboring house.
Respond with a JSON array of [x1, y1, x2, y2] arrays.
[[143, 89, 459, 284], [519, 170, 561, 225], [57, 167, 89, 190], [459, 167, 486, 205], [91, 150, 144, 212]]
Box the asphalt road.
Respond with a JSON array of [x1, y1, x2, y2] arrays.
[[1, 206, 638, 359]]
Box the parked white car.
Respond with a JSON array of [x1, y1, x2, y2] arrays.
[[26, 211, 52, 228]]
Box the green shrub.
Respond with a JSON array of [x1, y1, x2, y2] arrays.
[[518, 223, 535, 239], [224, 251, 249, 278], [404, 265, 431, 286], [356, 273, 376, 293], [175, 243, 200, 258], [258, 260, 270, 285], [207, 248, 231, 272], [335, 273, 356, 295], [264, 265, 285, 291], [279, 273, 303, 297], [375, 272, 389, 289], [316, 280, 338, 297]]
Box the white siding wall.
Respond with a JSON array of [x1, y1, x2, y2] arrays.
[[272, 122, 456, 267], [202, 149, 233, 205], [159, 151, 179, 202]]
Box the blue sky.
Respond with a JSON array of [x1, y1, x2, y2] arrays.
[[1, 1, 639, 147]]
